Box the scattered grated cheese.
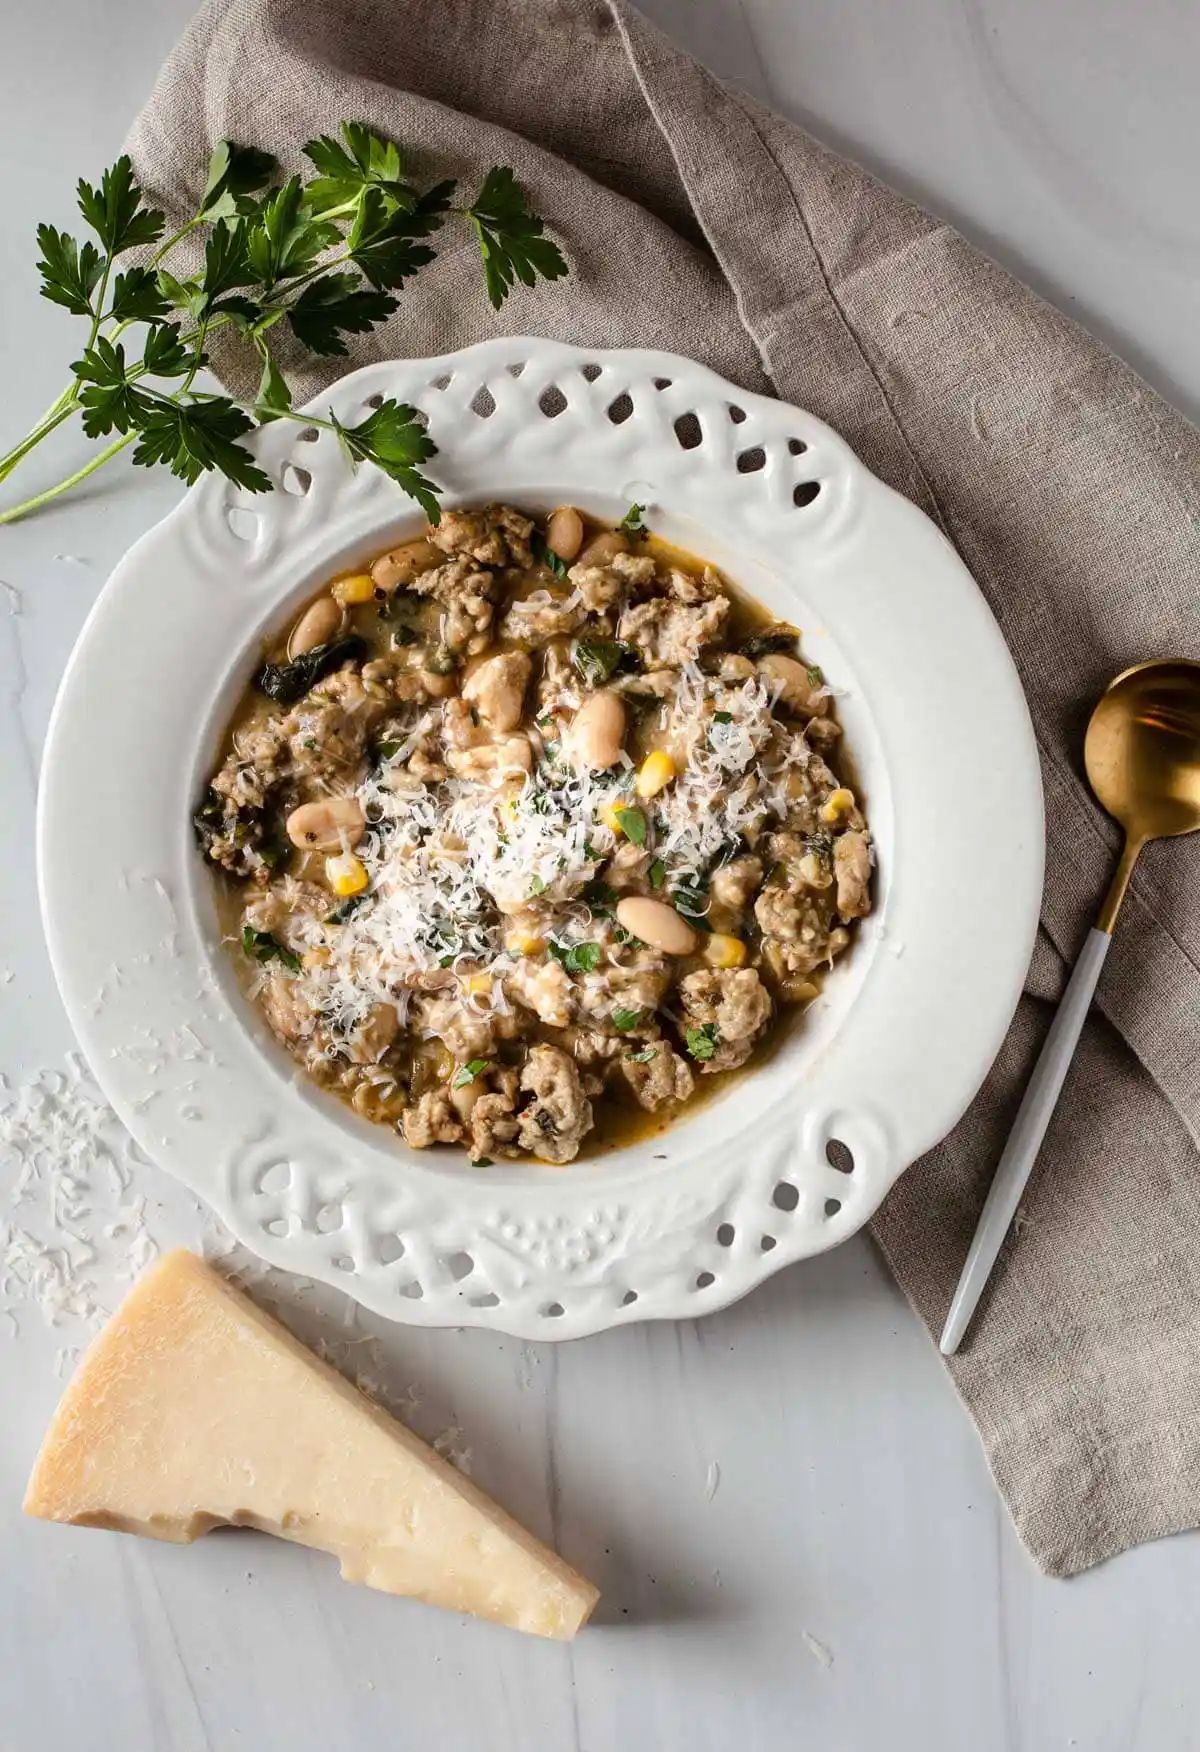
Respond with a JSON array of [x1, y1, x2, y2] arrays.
[[0, 1056, 162, 1332]]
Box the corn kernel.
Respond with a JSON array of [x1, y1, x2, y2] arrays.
[[465, 971, 494, 996], [505, 928, 546, 956], [635, 749, 676, 799], [332, 572, 376, 607], [704, 932, 747, 969], [599, 796, 632, 835], [326, 851, 369, 896], [819, 787, 855, 825]]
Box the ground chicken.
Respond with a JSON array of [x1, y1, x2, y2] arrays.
[[462, 650, 531, 731], [403, 1089, 465, 1149], [500, 593, 586, 644], [505, 958, 577, 1028], [834, 830, 872, 919], [678, 967, 772, 1073], [429, 504, 534, 569], [618, 1039, 695, 1110], [516, 1044, 594, 1163], [617, 594, 729, 665], [567, 551, 657, 614]]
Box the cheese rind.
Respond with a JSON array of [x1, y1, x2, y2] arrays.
[[24, 1250, 598, 1640]]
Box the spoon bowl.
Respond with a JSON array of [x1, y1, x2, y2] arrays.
[[1084, 658, 1200, 844]]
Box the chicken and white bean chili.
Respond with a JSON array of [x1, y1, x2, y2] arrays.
[[197, 504, 873, 1164]]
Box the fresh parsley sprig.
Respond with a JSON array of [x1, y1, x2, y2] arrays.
[[1, 125, 567, 526]]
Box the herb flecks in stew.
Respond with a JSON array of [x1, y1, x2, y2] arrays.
[[200, 504, 874, 1164]]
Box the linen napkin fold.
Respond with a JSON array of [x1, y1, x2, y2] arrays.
[[126, 0, 1200, 1575]]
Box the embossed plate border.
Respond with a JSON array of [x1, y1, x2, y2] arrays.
[[38, 339, 1043, 1338]]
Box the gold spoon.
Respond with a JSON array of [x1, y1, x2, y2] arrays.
[[941, 658, 1200, 1354]]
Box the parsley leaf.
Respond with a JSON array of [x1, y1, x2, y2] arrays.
[[332, 399, 440, 521], [246, 177, 339, 288], [109, 265, 171, 324], [325, 893, 367, 925], [35, 225, 104, 316], [197, 140, 278, 221], [200, 219, 255, 304], [612, 1007, 642, 1032], [241, 924, 300, 972], [528, 874, 547, 897], [532, 531, 568, 578], [141, 323, 193, 378], [470, 1156, 494, 1168], [71, 338, 157, 437], [807, 664, 824, 687], [254, 342, 292, 422], [649, 858, 666, 890], [76, 156, 164, 254], [548, 940, 601, 974], [684, 1022, 719, 1062], [618, 503, 648, 538], [628, 1046, 657, 1064], [303, 121, 416, 215], [573, 638, 636, 686], [347, 183, 450, 289], [671, 871, 711, 931], [466, 166, 568, 310], [451, 1057, 491, 1089], [713, 710, 733, 725], [287, 272, 398, 356], [614, 806, 647, 846], [131, 399, 273, 493]]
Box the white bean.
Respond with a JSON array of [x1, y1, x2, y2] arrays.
[[569, 690, 626, 770], [616, 895, 698, 956], [547, 506, 584, 563], [370, 537, 440, 595], [757, 653, 819, 714], [287, 596, 343, 658], [577, 529, 629, 567], [286, 796, 366, 851]]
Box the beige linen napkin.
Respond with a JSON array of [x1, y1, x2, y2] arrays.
[[126, 0, 1200, 1575]]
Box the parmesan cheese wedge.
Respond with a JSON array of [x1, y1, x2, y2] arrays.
[[24, 1250, 598, 1640]]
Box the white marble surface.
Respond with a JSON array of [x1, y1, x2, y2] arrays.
[[3, 2, 1200, 1748]]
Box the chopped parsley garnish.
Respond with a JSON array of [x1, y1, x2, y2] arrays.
[[240, 925, 300, 972], [712, 710, 733, 725], [451, 1058, 491, 1089], [325, 893, 367, 924], [648, 858, 666, 889], [470, 1156, 494, 1167], [618, 502, 648, 538], [375, 739, 401, 759], [684, 1023, 719, 1062], [628, 1046, 657, 1064], [528, 874, 547, 896], [670, 872, 711, 930], [548, 939, 601, 974], [612, 1007, 642, 1032], [739, 626, 799, 660], [807, 664, 824, 687], [573, 637, 638, 686], [532, 531, 568, 578], [256, 634, 367, 705], [614, 805, 646, 845]]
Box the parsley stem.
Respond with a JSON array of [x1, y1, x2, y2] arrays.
[[0, 402, 79, 484], [0, 431, 135, 526]]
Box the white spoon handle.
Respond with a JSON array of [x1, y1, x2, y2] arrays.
[[939, 927, 1111, 1355]]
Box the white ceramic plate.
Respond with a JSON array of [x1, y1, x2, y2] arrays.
[[38, 338, 1042, 1339]]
